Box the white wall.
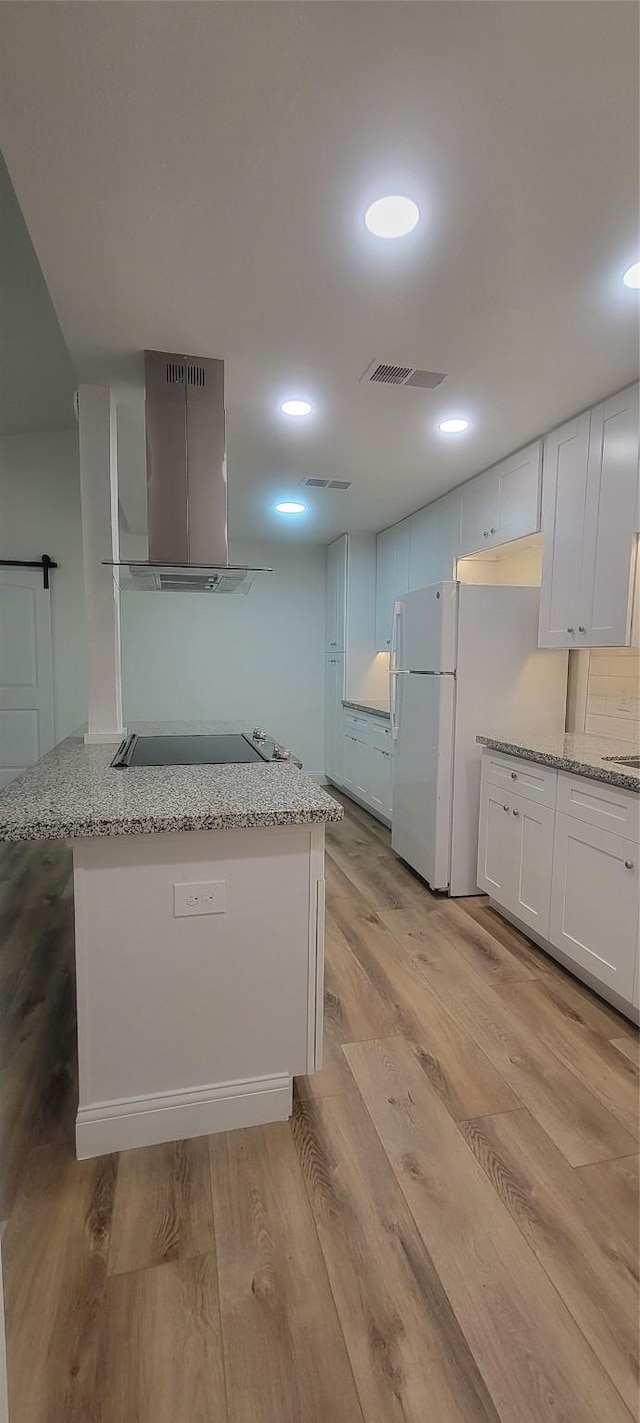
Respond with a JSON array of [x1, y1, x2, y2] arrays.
[[120, 540, 327, 773], [0, 429, 87, 740]]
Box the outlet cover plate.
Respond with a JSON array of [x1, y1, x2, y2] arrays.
[[174, 880, 226, 917]]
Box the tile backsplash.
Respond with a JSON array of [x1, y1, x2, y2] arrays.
[[585, 647, 640, 743]]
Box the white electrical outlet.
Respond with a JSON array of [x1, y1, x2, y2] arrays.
[[173, 880, 226, 918]]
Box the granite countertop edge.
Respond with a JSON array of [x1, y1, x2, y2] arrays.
[[342, 699, 391, 721], [0, 722, 345, 842], [476, 735, 640, 793]]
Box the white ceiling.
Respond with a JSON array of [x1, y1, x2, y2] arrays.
[[0, 152, 77, 436], [0, 1, 638, 541]]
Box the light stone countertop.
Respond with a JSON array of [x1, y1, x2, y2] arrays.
[[0, 720, 344, 842], [477, 731, 640, 793], [342, 699, 391, 721]]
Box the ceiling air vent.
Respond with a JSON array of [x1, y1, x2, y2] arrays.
[[361, 361, 447, 389], [300, 476, 353, 491]]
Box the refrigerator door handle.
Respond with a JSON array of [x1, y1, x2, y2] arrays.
[[389, 601, 402, 741], [390, 600, 401, 674]]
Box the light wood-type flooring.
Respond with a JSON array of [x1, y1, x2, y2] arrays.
[[1, 793, 638, 1422]]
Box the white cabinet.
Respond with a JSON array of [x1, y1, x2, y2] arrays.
[[478, 751, 639, 1016], [458, 441, 542, 557], [478, 783, 554, 937], [375, 522, 410, 650], [326, 535, 347, 653], [408, 492, 461, 590], [325, 654, 345, 785], [338, 711, 393, 824], [539, 384, 639, 648], [550, 814, 638, 1001]]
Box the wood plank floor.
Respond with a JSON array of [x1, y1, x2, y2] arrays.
[[1, 796, 638, 1422]]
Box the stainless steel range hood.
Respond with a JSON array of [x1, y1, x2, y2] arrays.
[[106, 351, 271, 593]]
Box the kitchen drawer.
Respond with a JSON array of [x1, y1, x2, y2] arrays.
[[481, 750, 557, 808], [343, 713, 370, 735], [371, 721, 392, 754], [557, 772, 640, 843]]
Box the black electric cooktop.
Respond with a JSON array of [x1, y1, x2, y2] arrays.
[[111, 733, 270, 768]]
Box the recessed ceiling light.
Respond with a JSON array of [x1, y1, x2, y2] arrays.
[[280, 399, 312, 417], [364, 195, 420, 239], [276, 501, 306, 515], [439, 417, 470, 434], [622, 261, 640, 289]]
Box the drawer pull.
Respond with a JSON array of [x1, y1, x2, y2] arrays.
[[512, 809, 520, 817], [624, 859, 634, 870], [567, 626, 575, 634], [578, 625, 586, 634], [510, 771, 518, 779], [503, 804, 509, 812]]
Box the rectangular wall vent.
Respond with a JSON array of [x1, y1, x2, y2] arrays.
[[300, 477, 352, 491], [361, 361, 447, 389], [165, 361, 206, 387]]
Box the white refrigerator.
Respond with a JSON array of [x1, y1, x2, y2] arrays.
[[390, 581, 568, 896]]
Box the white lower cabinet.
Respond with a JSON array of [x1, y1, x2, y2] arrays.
[[325, 655, 345, 786], [549, 814, 638, 1001], [478, 751, 639, 1016], [370, 742, 393, 820], [478, 785, 554, 937], [328, 710, 393, 825]]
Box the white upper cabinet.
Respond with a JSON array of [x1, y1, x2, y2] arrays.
[[458, 441, 542, 557], [375, 522, 410, 650], [539, 384, 639, 648], [582, 386, 640, 646], [409, 491, 461, 590], [326, 535, 347, 652]]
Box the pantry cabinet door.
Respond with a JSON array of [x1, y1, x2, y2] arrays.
[[375, 523, 411, 650], [550, 814, 639, 1000], [538, 412, 591, 647], [582, 384, 639, 647], [408, 506, 436, 590], [477, 782, 516, 906], [326, 536, 347, 653], [510, 793, 555, 938], [375, 528, 396, 650]]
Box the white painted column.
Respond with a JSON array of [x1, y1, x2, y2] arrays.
[[77, 385, 126, 743]]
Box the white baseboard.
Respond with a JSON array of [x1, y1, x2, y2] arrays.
[[76, 1072, 292, 1158]]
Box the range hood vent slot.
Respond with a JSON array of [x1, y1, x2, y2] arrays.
[[361, 361, 447, 389]]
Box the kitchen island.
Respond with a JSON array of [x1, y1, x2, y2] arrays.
[[0, 722, 343, 1157]]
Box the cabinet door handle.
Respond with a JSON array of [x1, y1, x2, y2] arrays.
[[624, 859, 634, 870], [512, 809, 520, 817], [483, 530, 489, 538], [578, 625, 586, 633], [503, 804, 509, 812], [510, 771, 518, 779], [567, 626, 575, 634], [490, 527, 496, 535]]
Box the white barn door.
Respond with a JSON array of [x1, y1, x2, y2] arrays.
[[0, 567, 54, 787]]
